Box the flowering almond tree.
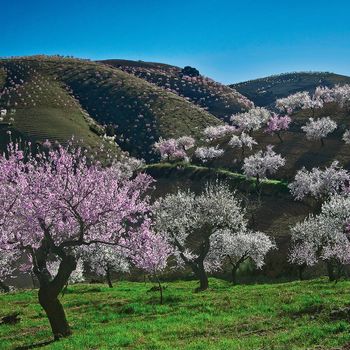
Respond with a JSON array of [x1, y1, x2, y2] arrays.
[[301, 117, 337, 146], [290, 195, 350, 281], [82, 244, 130, 288], [154, 183, 246, 291], [205, 230, 275, 284], [129, 229, 172, 304], [289, 161, 350, 202], [153, 136, 195, 162], [0, 248, 19, 292], [242, 146, 285, 185], [0, 142, 155, 340], [265, 114, 291, 143], [194, 146, 224, 164]]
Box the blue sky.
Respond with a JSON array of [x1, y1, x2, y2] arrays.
[[2, 0, 350, 83]]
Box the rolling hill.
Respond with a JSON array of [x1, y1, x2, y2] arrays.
[[0, 56, 220, 159], [100, 59, 252, 122], [231, 72, 350, 107]]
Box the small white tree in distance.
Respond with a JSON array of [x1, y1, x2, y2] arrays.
[[194, 146, 224, 164], [0, 249, 19, 292], [342, 130, 350, 144], [301, 117, 337, 146], [242, 146, 285, 185], [83, 244, 130, 288], [205, 230, 275, 283], [228, 132, 257, 158], [230, 107, 271, 134]]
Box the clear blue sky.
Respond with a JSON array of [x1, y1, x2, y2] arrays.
[[2, 0, 350, 83]]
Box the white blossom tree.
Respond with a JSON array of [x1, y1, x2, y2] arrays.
[[0, 249, 19, 292], [155, 183, 247, 291], [290, 195, 350, 281], [194, 146, 224, 164], [230, 107, 271, 134], [301, 117, 337, 146], [228, 132, 257, 158], [242, 146, 285, 185], [289, 161, 350, 202], [82, 244, 130, 288], [342, 130, 350, 144], [205, 230, 275, 283]]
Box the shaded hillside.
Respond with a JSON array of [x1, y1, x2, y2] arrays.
[[232, 72, 350, 107], [0, 56, 220, 159], [100, 59, 252, 122]]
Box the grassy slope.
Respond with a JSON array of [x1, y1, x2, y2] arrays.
[[231, 72, 350, 107], [0, 56, 220, 159], [100, 59, 251, 122], [0, 59, 111, 153], [1, 279, 350, 349]]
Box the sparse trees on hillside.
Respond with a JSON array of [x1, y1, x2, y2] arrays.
[[301, 117, 337, 146], [0, 142, 159, 340], [154, 183, 247, 291]]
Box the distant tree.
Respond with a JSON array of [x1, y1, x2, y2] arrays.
[[242, 146, 285, 186], [203, 125, 238, 142], [129, 230, 172, 304], [181, 66, 200, 77], [265, 114, 291, 143], [82, 244, 129, 288], [0, 249, 18, 292], [231, 107, 271, 135], [301, 117, 337, 146], [228, 132, 257, 158], [194, 146, 224, 164], [154, 136, 195, 162]]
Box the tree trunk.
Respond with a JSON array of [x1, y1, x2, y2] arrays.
[[327, 261, 336, 282], [156, 275, 163, 304], [38, 287, 71, 340], [276, 132, 283, 143], [194, 262, 209, 292], [231, 266, 238, 284], [321, 138, 325, 147], [106, 266, 113, 288], [0, 280, 10, 293], [298, 264, 306, 281]]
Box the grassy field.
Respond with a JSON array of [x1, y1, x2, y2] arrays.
[[1, 278, 350, 349]]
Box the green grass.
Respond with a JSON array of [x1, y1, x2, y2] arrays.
[[1, 278, 350, 349]]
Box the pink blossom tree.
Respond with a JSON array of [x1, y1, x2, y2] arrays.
[[265, 114, 291, 143], [0, 142, 155, 340], [153, 136, 195, 162], [129, 229, 172, 304]]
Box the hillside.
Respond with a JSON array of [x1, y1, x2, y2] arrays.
[[100, 59, 252, 122], [2, 279, 350, 349], [231, 72, 350, 107], [0, 56, 220, 159]]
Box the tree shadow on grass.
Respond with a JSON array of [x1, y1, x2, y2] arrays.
[[15, 340, 54, 350]]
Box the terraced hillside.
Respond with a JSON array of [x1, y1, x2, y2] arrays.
[[0, 56, 220, 159], [100, 59, 252, 122], [232, 72, 350, 107]]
